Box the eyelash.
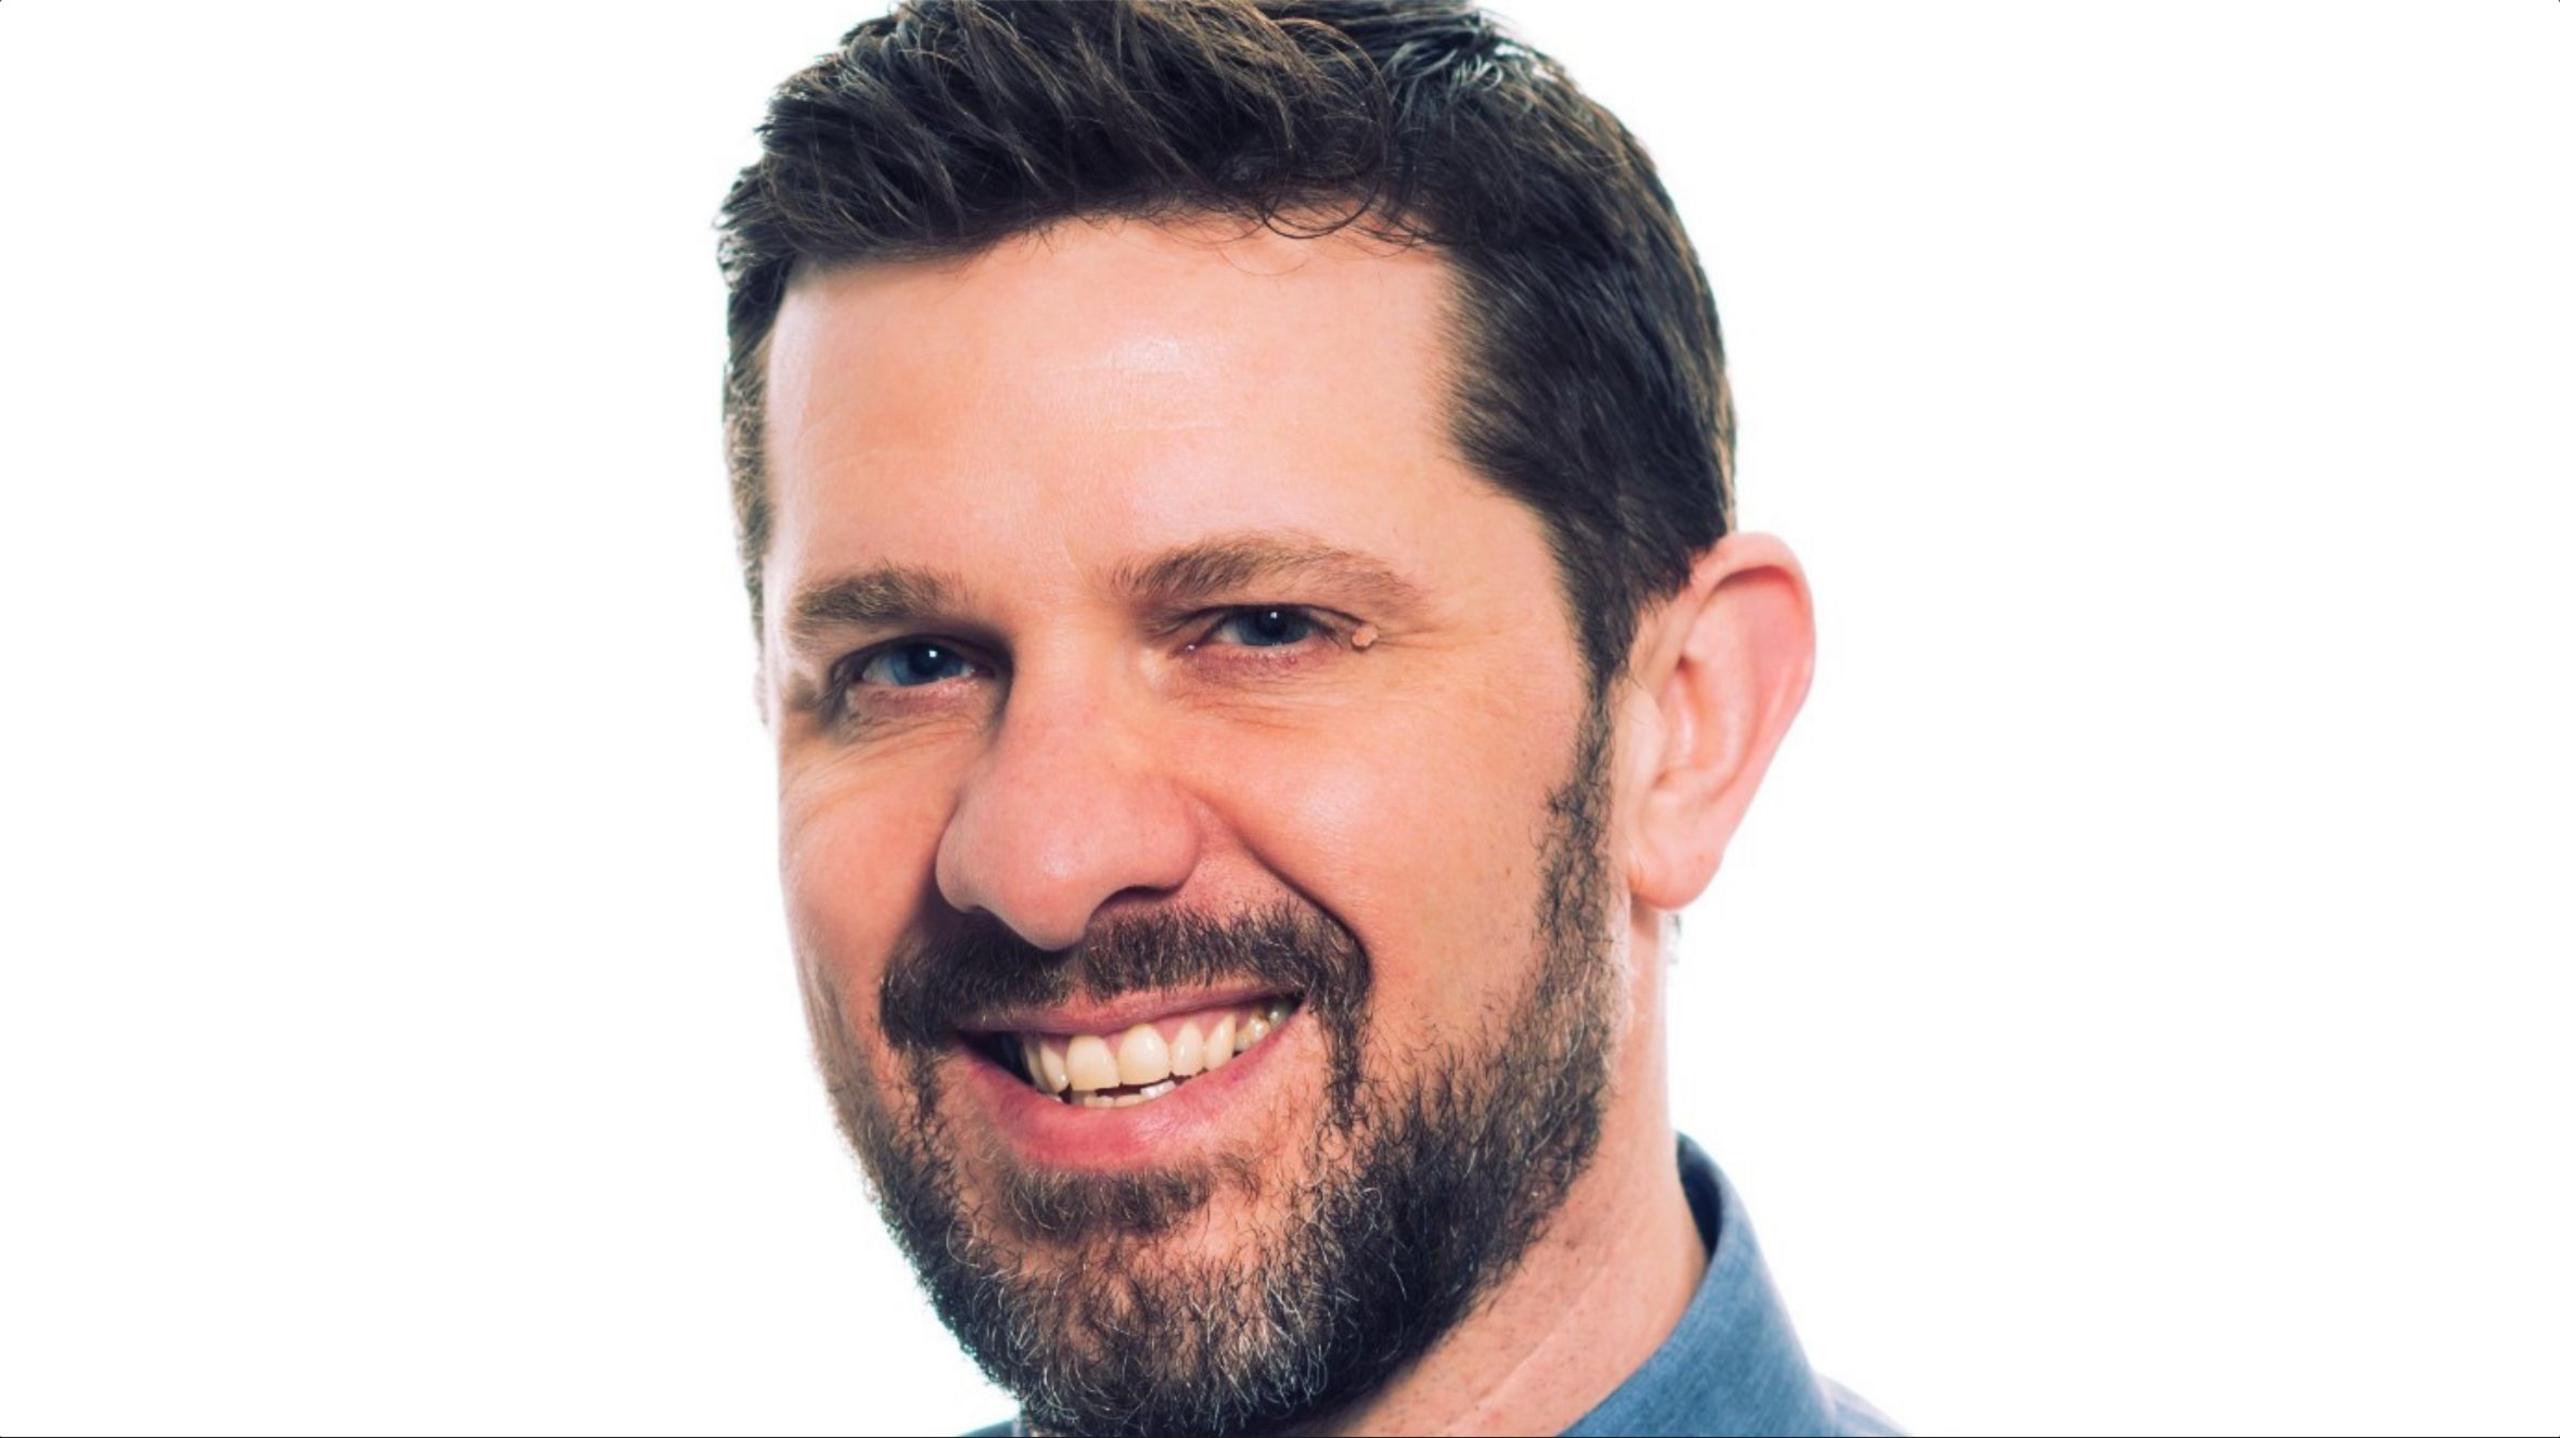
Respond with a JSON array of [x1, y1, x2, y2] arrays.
[[820, 605, 1351, 721]]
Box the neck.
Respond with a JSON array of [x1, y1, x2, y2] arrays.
[[1311, 908, 1701, 1437]]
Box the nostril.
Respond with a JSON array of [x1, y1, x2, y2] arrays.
[[932, 732, 1205, 954]]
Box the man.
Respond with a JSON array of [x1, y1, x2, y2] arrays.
[[717, 2, 1893, 1433]]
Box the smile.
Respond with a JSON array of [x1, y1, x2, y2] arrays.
[[974, 997, 1299, 1108]]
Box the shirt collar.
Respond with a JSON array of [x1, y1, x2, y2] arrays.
[[977, 1137, 1845, 1438], [1559, 1135, 1840, 1437]]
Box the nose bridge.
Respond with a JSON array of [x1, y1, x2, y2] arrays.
[[934, 656, 1201, 952]]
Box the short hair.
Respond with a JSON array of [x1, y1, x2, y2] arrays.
[[718, 0, 1733, 693]]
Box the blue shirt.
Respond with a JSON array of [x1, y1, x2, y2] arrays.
[[966, 1136, 1896, 1436], [1560, 1137, 1897, 1436]]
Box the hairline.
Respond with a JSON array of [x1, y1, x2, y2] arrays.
[[728, 202, 1641, 701]]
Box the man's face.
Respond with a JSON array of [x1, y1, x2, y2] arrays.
[[759, 220, 1635, 1434]]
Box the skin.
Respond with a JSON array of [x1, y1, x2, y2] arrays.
[[758, 216, 1814, 1436]]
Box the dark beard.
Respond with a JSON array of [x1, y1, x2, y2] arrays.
[[801, 711, 1620, 1437]]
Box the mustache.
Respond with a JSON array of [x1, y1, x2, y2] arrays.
[[878, 901, 1372, 1059]]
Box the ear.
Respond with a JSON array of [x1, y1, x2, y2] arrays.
[[1622, 533, 1815, 912]]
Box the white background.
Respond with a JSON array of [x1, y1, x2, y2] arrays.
[[3, 3, 2553, 1434]]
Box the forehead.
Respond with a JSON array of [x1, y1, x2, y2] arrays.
[[758, 218, 1507, 620]]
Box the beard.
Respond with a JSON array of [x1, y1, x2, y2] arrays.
[[799, 710, 1622, 1437]]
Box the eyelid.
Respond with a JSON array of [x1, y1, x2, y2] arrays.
[[821, 634, 995, 709], [816, 604, 1353, 720], [1184, 603, 1350, 650], [861, 644, 986, 685]]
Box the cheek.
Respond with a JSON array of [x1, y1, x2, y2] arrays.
[[778, 756, 956, 1045], [1199, 686, 1578, 1042]]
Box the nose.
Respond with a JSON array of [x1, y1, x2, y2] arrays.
[[933, 669, 1203, 952]]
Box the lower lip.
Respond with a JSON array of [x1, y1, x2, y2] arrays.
[[957, 1013, 1303, 1169]]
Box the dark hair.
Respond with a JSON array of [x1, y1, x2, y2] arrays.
[[718, 0, 1733, 692]]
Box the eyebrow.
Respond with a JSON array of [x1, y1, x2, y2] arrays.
[[783, 531, 1425, 651], [1108, 532, 1426, 615], [785, 564, 969, 650]]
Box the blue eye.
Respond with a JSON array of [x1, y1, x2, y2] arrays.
[[857, 641, 977, 688], [1213, 607, 1319, 648]]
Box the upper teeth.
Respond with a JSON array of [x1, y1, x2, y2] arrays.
[[1009, 999, 1295, 1108]]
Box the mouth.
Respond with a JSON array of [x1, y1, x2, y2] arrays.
[[962, 995, 1301, 1110]]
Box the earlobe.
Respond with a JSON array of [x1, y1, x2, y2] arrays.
[[1625, 534, 1815, 912]]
